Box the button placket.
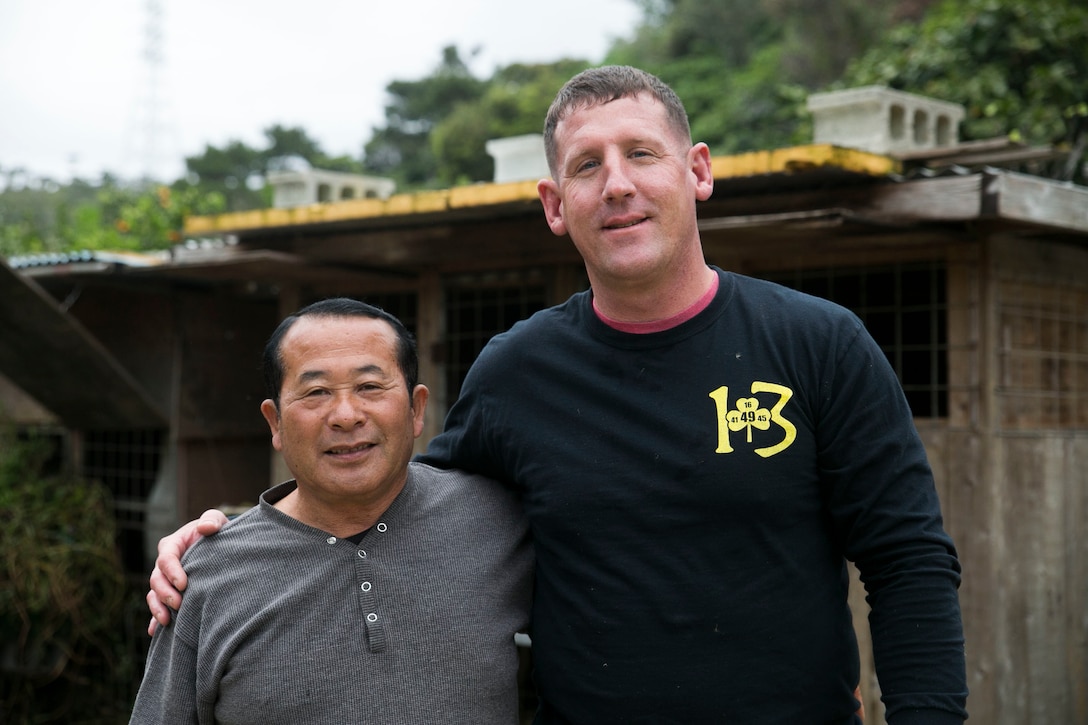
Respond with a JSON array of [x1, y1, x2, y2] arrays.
[[353, 542, 385, 652]]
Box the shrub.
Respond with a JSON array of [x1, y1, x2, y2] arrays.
[[0, 428, 134, 723]]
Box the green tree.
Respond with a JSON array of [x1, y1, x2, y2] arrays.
[[183, 139, 266, 211], [363, 46, 488, 189], [0, 170, 68, 257], [263, 125, 363, 174], [606, 0, 931, 154], [0, 178, 226, 256], [431, 60, 591, 185], [108, 184, 227, 250], [766, 0, 939, 88], [614, 0, 778, 69], [184, 124, 358, 211], [842, 0, 1088, 181]]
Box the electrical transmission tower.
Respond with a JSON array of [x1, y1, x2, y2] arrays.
[[125, 0, 177, 184]]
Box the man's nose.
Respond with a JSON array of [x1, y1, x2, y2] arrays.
[[601, 156, 636, 200], [328, 393, 366, 427]]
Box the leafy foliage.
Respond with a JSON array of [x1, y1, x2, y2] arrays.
[[185, 124, 361, 211], [605, 0, 916, 153], [431, 60, 592, 185], [0, 427, 134, 723], [0, 178, 225, 257], [363, 46, 489, 189], [842, 0, 1088, 180]]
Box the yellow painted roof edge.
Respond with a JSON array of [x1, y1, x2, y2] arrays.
[[184, 179, 543, 235], [709, 144, 900, 179], [184, 144, 898, 236]]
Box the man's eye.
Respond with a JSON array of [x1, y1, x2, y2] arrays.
[[576, 160, 599, 173]]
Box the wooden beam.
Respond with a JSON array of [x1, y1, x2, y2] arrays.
[[985, 171, 1088, 233], [0, 259, 165, 429]]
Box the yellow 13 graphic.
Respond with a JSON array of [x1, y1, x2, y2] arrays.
[[708, 382, 797, 458]]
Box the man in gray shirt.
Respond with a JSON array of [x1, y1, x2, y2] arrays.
[[131, 298, 532, 724]]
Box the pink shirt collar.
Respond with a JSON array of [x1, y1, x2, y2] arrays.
[[593, 273, 720, 334]]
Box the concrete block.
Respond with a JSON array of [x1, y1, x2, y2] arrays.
[[267, 169, 396, 208], [486, 134, 550, 183], [807, 86, 965, 155]]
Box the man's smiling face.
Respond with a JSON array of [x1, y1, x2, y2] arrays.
[[260, 314, 426, 518], [537, 93, 712, 293]]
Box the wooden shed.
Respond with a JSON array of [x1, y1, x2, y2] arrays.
[[1, 139, 1085, 723]]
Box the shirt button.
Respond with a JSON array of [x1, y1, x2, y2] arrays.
[[366, 613, 378, 623], [361, 582, 372, 592], [326, 536, 336, 545], [376, 523, 388, 533], [357, 549, 367, 558]]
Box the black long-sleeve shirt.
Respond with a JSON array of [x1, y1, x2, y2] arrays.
[[421, 268, 967, 724]]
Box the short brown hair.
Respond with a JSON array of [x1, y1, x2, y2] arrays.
[[543, 65, 692, 176]]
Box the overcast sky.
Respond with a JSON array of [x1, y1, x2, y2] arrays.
[[0, 0, 641, 183]]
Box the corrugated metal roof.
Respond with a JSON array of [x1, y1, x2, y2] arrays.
[[7, 249, 168, 271]]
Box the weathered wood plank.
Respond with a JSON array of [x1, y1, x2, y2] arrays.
[[988, 172, 1088, 234], [0, 258, 164, 428]]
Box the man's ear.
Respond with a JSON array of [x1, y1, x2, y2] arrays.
[[690, 142, 714, 202], [411, 385, 429, 438], [259, 399, 284, 451], [537, 178, 567, 237]]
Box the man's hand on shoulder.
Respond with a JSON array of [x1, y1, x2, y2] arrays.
[[146, 509, 230, 635]]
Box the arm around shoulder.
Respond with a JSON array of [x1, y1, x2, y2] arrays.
[[146, 509, 231, 632]]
